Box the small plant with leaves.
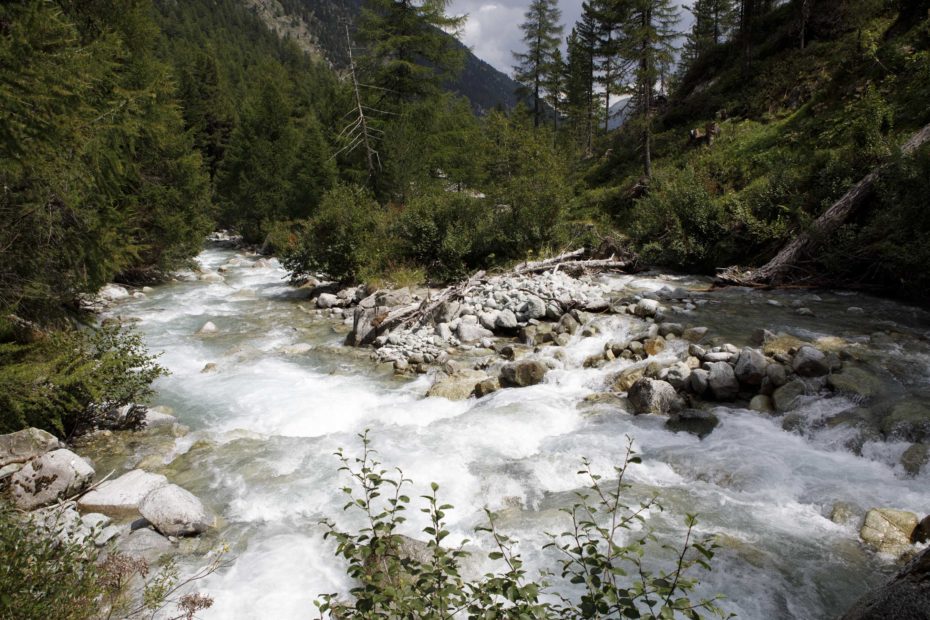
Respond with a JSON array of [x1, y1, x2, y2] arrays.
[[317, 432, 731, 619]]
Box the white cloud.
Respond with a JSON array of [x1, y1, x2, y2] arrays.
[[451, 0, 695, 76]]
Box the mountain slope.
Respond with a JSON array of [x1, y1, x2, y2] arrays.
[[244, 0, 521, 111]]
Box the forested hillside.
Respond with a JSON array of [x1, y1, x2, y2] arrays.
[[578, 0, 930, 297]]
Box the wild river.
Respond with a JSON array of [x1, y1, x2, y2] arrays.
[[89, 244, 930, 619]]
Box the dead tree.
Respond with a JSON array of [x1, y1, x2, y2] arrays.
[[719, 121, 930, 287], [331, 25, 382, 178]]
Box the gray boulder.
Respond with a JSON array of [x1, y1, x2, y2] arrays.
[[0, 428, 59, 467], [500, 360, 548, 388], [495, 309, 519, 330], [117, 527, 177, 562], [316, 292, 339, 308], [749, 394, 775, 413], [11, 449, 94, 510], [773, 379, 810, 412], [792, 346, 829, 377], [859, 508, 918, 557], [663, 361, 692, 391], [840, 547, 930, 620], [520, 296, 547, 321], [690, 368, 710, 395], [633, 298, 660, 318], [734, 348, 768, 385], [139, 484, 213, 537], [456, 321, 494, 344], [628, 378, 681, 416], [706, 362, 739, 401], [426, 369, 488, 401], [77, 469, 168, 516]]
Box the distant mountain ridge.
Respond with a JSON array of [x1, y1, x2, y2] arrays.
[[242, 0, 521, 112]]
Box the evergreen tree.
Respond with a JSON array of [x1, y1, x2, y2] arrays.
[[357, 0, 465, 109], [621, 0, 679, 178], [513, 0, 563, 128], [680, 0, 738, 73], [582, 0, 629, 133], [216, 63, 335, 242]]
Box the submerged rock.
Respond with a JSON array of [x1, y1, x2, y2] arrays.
[[666, 408, 719, 439], [11, 449, 94, 510], [840, 546, 930, 620], [427, 369, 488, 401]]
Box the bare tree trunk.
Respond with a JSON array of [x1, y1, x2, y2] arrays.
[[719, 122, 930, 286]]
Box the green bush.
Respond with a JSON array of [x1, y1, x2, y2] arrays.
[[394, 192, 493, 282], [0, 323, 166, 438], [317, 432, 728, 620], [282, 185, 388, 284]]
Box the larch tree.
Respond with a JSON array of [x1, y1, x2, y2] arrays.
[[621, 0, 678, 179], [680, 0, 738, 73], [513, 0, 563, 128]]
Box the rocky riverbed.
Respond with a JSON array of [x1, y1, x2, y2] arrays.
[[5, 240, 930, 618]]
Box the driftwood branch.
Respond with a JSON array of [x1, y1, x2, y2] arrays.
[[719, 121, 930, 287]]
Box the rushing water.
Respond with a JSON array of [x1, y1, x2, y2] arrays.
[[99, 245, 930, 619]]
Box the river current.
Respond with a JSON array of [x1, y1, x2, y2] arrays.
[[99, 245, 930, 619]]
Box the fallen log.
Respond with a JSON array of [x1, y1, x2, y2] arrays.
[[514, 249, 585, 273], [718, 121, 930, 287]]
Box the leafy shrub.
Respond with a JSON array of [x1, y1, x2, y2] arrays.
[[0, 323, 166, 438], [394, 192, 494, 282], [0, 502, 100, 620], [317, 432, 728, 619], [282, 185, 388, 284]]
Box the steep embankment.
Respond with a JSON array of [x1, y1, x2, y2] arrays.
[[585, 1, 930, 300]]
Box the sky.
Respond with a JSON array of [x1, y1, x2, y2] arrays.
[[451, 0, 695, 77]]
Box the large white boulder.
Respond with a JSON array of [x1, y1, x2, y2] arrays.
[[0, 428, 60, 467], [77, 469, 168, 516], [139, 484, 213, 537], [11, 449, 95, 510]]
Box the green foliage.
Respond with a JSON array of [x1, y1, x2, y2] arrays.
[[358, 0, 466, 109], [283, 185, 385, 284], [0, 503, 99, 620], [394, 193, 493, 282], [0, 0, 212, 319], [317, 432, 729, 620], [216, 62, 336, 242], [513, 0, 564, 127], [0, 323, 166, 438]]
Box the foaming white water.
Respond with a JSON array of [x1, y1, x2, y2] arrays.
[[106, 247, 930, 619]]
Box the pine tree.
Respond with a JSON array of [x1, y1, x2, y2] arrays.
[[621, 0, 679, 178], [357, 0, 465, 109], [582, 0, 630, 134], [513, 0, 563, 128], [680, 0, 737, 73]]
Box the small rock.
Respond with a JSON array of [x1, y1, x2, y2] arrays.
[[860, 508, 918, 556], [643, 337, 666, 356], [690, 368, 710, 395], [197, 321, 217, 335], [456, 322, 494, 344], [633, 299, 660, 318], [901, 443, 929, 477], [734, 348, 768, 385], [792, 346, 829, 377], [201, 362, 217, 373], [473, 377, 501, 398], [706, 362, 739, 401], [316, 293, 339, 309], [612, 367, 645, 392], [499, 360, 548, 388], [830, 502, 859, 526], [666, 408, 719, 438], [495, 309, 519, 330], [773, 379, 810, 412], [627, 378, 682, 416], [682, 327, 708, 343], [427, 370, 488, 401], [749, 394, 775, 413]]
